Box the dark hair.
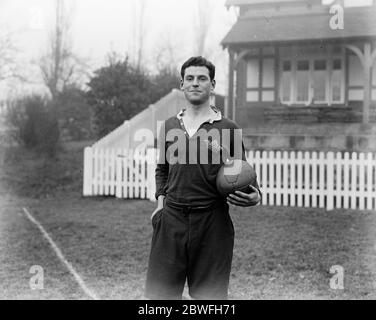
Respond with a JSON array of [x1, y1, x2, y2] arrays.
[[180, 56, 215, 81]]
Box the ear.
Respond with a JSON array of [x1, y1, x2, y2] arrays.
[[211, 80, 216, 91], [180, 79, 184, 90]]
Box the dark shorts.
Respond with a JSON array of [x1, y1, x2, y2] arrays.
[[144, 199, 234, 300]]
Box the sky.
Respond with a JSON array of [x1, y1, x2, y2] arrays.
[[0, 0, 374, 98], [0, 0, 232, 62], [0, 0, 237, 96]]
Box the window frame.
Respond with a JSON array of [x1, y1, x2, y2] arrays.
[[279, 45, 345, 106], [245, 48, 276, 103]]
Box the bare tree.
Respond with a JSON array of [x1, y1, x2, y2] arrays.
[[40, 0, 88, 100], [130, 0, 148, 70], [153, 31, 183, 73], [0, 30, 27, 82], [0, 31, 14, 81], [194, 0, 216, 57]]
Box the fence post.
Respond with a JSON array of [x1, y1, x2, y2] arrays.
[[83, 147, 93, 196], [124, 121, 131, 150], [149, 104, 156, 137], [326, 152, 334, 210], [115, 148, 122, 198], [147, 148, 157, 202], [366, 152, 374, 210], [359, 153, 365, 210]]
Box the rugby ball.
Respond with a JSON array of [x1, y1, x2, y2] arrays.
[[216, 159, 257, 197]]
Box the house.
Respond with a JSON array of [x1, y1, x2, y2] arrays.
[[221, 0, 376, 151]]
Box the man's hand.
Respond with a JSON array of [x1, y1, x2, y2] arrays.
[[151, 195, 165, 220], [150, 206, 163, 220], [227, 185, 261, 207]]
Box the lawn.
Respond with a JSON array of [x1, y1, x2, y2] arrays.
[[0, 142, 375, 300]]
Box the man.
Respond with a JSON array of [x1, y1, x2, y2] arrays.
[[144, 56, 261, 300]]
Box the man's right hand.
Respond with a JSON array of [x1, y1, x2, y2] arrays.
[[151, 195, 165, 220], [150, 206, 163, 220]]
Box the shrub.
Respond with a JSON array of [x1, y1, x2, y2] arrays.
[[55, 86, 93, 141], [86, 56, 180, 139], [6, 95, 60, 157]]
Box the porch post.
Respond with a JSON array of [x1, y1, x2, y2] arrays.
[[345, 42, 376, 124], [228, 50, 235, 120], [363, 65, 371, 124], [363, 43, 372, 124]]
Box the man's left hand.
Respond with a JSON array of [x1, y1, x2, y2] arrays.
[[227, 185, 261, 207]]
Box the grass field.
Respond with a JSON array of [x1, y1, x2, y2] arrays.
[[0, 142, 375, 300]]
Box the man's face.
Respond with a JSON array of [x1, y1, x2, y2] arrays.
[[180, 66, 215, 106]]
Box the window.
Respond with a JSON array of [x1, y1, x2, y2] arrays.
[[262, 58, 275, 87], [262, 58, 275, 102], [262, 91, 275, 102], [313, 60, 327, 102], [279, 45, 344, 105], [246, 56, 275, 103], [281, 61, 291, 102], [246, 59, 259, 88], [246, 59, 259, 102], [246, 91, 259, 102], [348, 54, 364, 101], [296, 60, 310, 102], [331, 59, 342, 102]]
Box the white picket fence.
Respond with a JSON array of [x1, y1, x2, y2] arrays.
[[83, 148, 157, 200], [83, 148, 376, 211]]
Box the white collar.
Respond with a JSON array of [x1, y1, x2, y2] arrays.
[[177, 106, 222, 124]]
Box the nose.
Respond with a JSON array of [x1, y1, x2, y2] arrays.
[[192, 77, 199, 86]]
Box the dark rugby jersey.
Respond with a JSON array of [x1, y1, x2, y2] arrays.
[[155, 108, 260, 207]]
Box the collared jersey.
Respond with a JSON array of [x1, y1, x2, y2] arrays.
[[155, 106, 258, 207]]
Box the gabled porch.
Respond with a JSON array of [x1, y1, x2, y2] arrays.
[[222, 5, 376, 151]]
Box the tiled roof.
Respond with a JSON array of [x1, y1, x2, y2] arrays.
[[222, 7, 376, 46]]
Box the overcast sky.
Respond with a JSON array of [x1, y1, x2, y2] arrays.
[[0, 0, 237, 95], [0, 0, 373, 97]]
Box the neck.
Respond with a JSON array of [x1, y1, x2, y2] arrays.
[[186, 102, 212, 119]]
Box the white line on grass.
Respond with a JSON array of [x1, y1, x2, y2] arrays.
[[22, 207, 99, 300]]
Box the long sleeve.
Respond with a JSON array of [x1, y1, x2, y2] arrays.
[[232, 126, 262, 201], [155, 121, 169, 200]]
